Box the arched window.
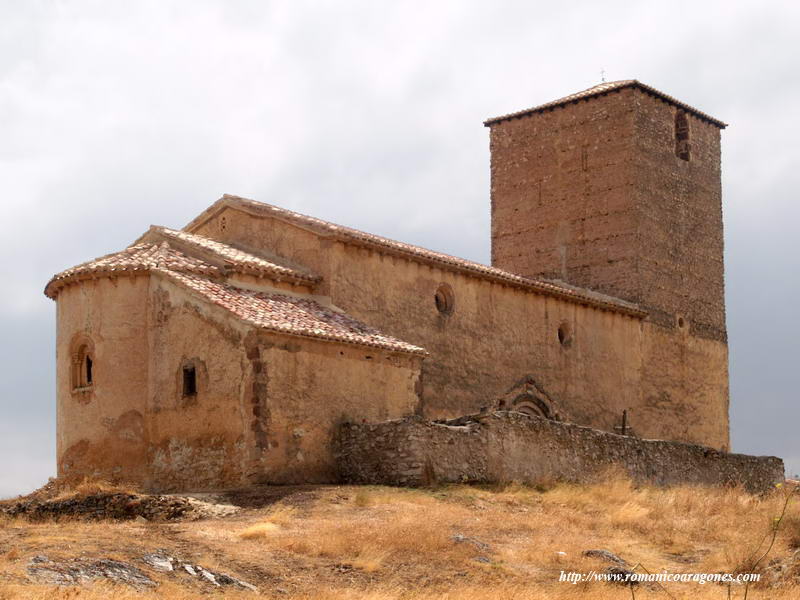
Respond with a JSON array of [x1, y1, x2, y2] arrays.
[[70, 337, 95, 392]]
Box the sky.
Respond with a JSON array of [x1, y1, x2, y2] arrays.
[[1, 0, 798, 497]]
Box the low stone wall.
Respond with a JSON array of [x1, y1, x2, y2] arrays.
[[337, 413, 784, 494], [3, 493, 205, 522]]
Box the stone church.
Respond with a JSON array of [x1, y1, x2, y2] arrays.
[[46, 80, 732, 491]]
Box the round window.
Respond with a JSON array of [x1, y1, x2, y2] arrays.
[[434, 283, 455, 315]]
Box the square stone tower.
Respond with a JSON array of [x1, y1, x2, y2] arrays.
[[486, 80, 727, 342]]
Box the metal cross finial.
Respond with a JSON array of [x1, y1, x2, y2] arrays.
[[600, 69, 606, 83]]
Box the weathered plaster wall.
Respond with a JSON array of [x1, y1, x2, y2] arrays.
[[146, 275, 249, 491], [637, 323, 729, 447], [338, 413, 782, 494], [248, 331, 423, 485], [56, 277, 150, 484], [320, 241, 644, 434], [144, 274, 422, 491], [195, 208, 727, 447], [56, 271, 422, 492]]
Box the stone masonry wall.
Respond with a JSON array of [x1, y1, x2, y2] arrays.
[[488, 86, 726, 342], [489, 88, 638, 295], [337, 413, 783, 494], [484, 86, 730, 448]]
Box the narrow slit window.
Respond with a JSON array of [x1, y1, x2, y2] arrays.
[[182, 365, 197, 396], [85, 356, 93, 385]]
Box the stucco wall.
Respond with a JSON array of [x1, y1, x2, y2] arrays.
[[56, 272, 422, 492], [194, 207, 729, 448], [321, 241, 644, 433], [56, 277, 151, 484], [146, 276, 249, 491], [338, 413, 782, 494], [145, 274, 422, 491], [249, 331, 423, 485], [637, 323, 729, 447]]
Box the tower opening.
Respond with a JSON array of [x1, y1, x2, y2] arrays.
[[675, 110, 691, 161]]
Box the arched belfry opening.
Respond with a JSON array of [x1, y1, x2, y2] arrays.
[[675, 109, 691, 161]]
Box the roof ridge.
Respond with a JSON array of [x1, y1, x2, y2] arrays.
[[139, 226, 321, 285], [483, 79, 726, 128], [184, 195, 646, 318], [161, 270, 428, 356]]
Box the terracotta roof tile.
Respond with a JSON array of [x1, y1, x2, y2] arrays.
[[185, 195, 646, 318], [141, 226, 320, 284], [44, 239, 425, 355], [164, 271, 427, 355], [44, 242, 219, 299], [483, 79, 726, 128]]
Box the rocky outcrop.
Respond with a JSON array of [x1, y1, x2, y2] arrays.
[[26, 553, 257, 592], [1, 492, 238, 522]]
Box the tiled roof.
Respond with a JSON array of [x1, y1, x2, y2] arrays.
[[44, 242, 220, 299], [185, 195, 646, 318], [163, 271, 427, 356], [483, 79, 727, 128], [44, 239, 425, 354], [139, 226, 320, 285]]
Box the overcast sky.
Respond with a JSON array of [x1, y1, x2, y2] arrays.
[[1, 1, 798, 497]]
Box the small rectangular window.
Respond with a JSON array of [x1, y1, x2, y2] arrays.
[[182, 366, 197, 396], [85, 356, 93, 385]]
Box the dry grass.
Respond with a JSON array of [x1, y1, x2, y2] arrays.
[[51, 477, 138, 500], [0, 478, 798, 599]]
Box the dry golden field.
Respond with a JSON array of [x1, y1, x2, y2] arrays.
[[1, 477, 798, 599]]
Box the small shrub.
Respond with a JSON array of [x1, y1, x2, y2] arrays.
[[239, 521, 280, 540]]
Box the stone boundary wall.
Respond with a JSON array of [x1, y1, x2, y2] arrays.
[[337, 413, 784, 494], [1, 493, 194, 522]]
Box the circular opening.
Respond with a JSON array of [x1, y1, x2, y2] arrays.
[[677, 316, 686, 329], [434, 283, 455, 315], [557, 322, 572, 347]]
